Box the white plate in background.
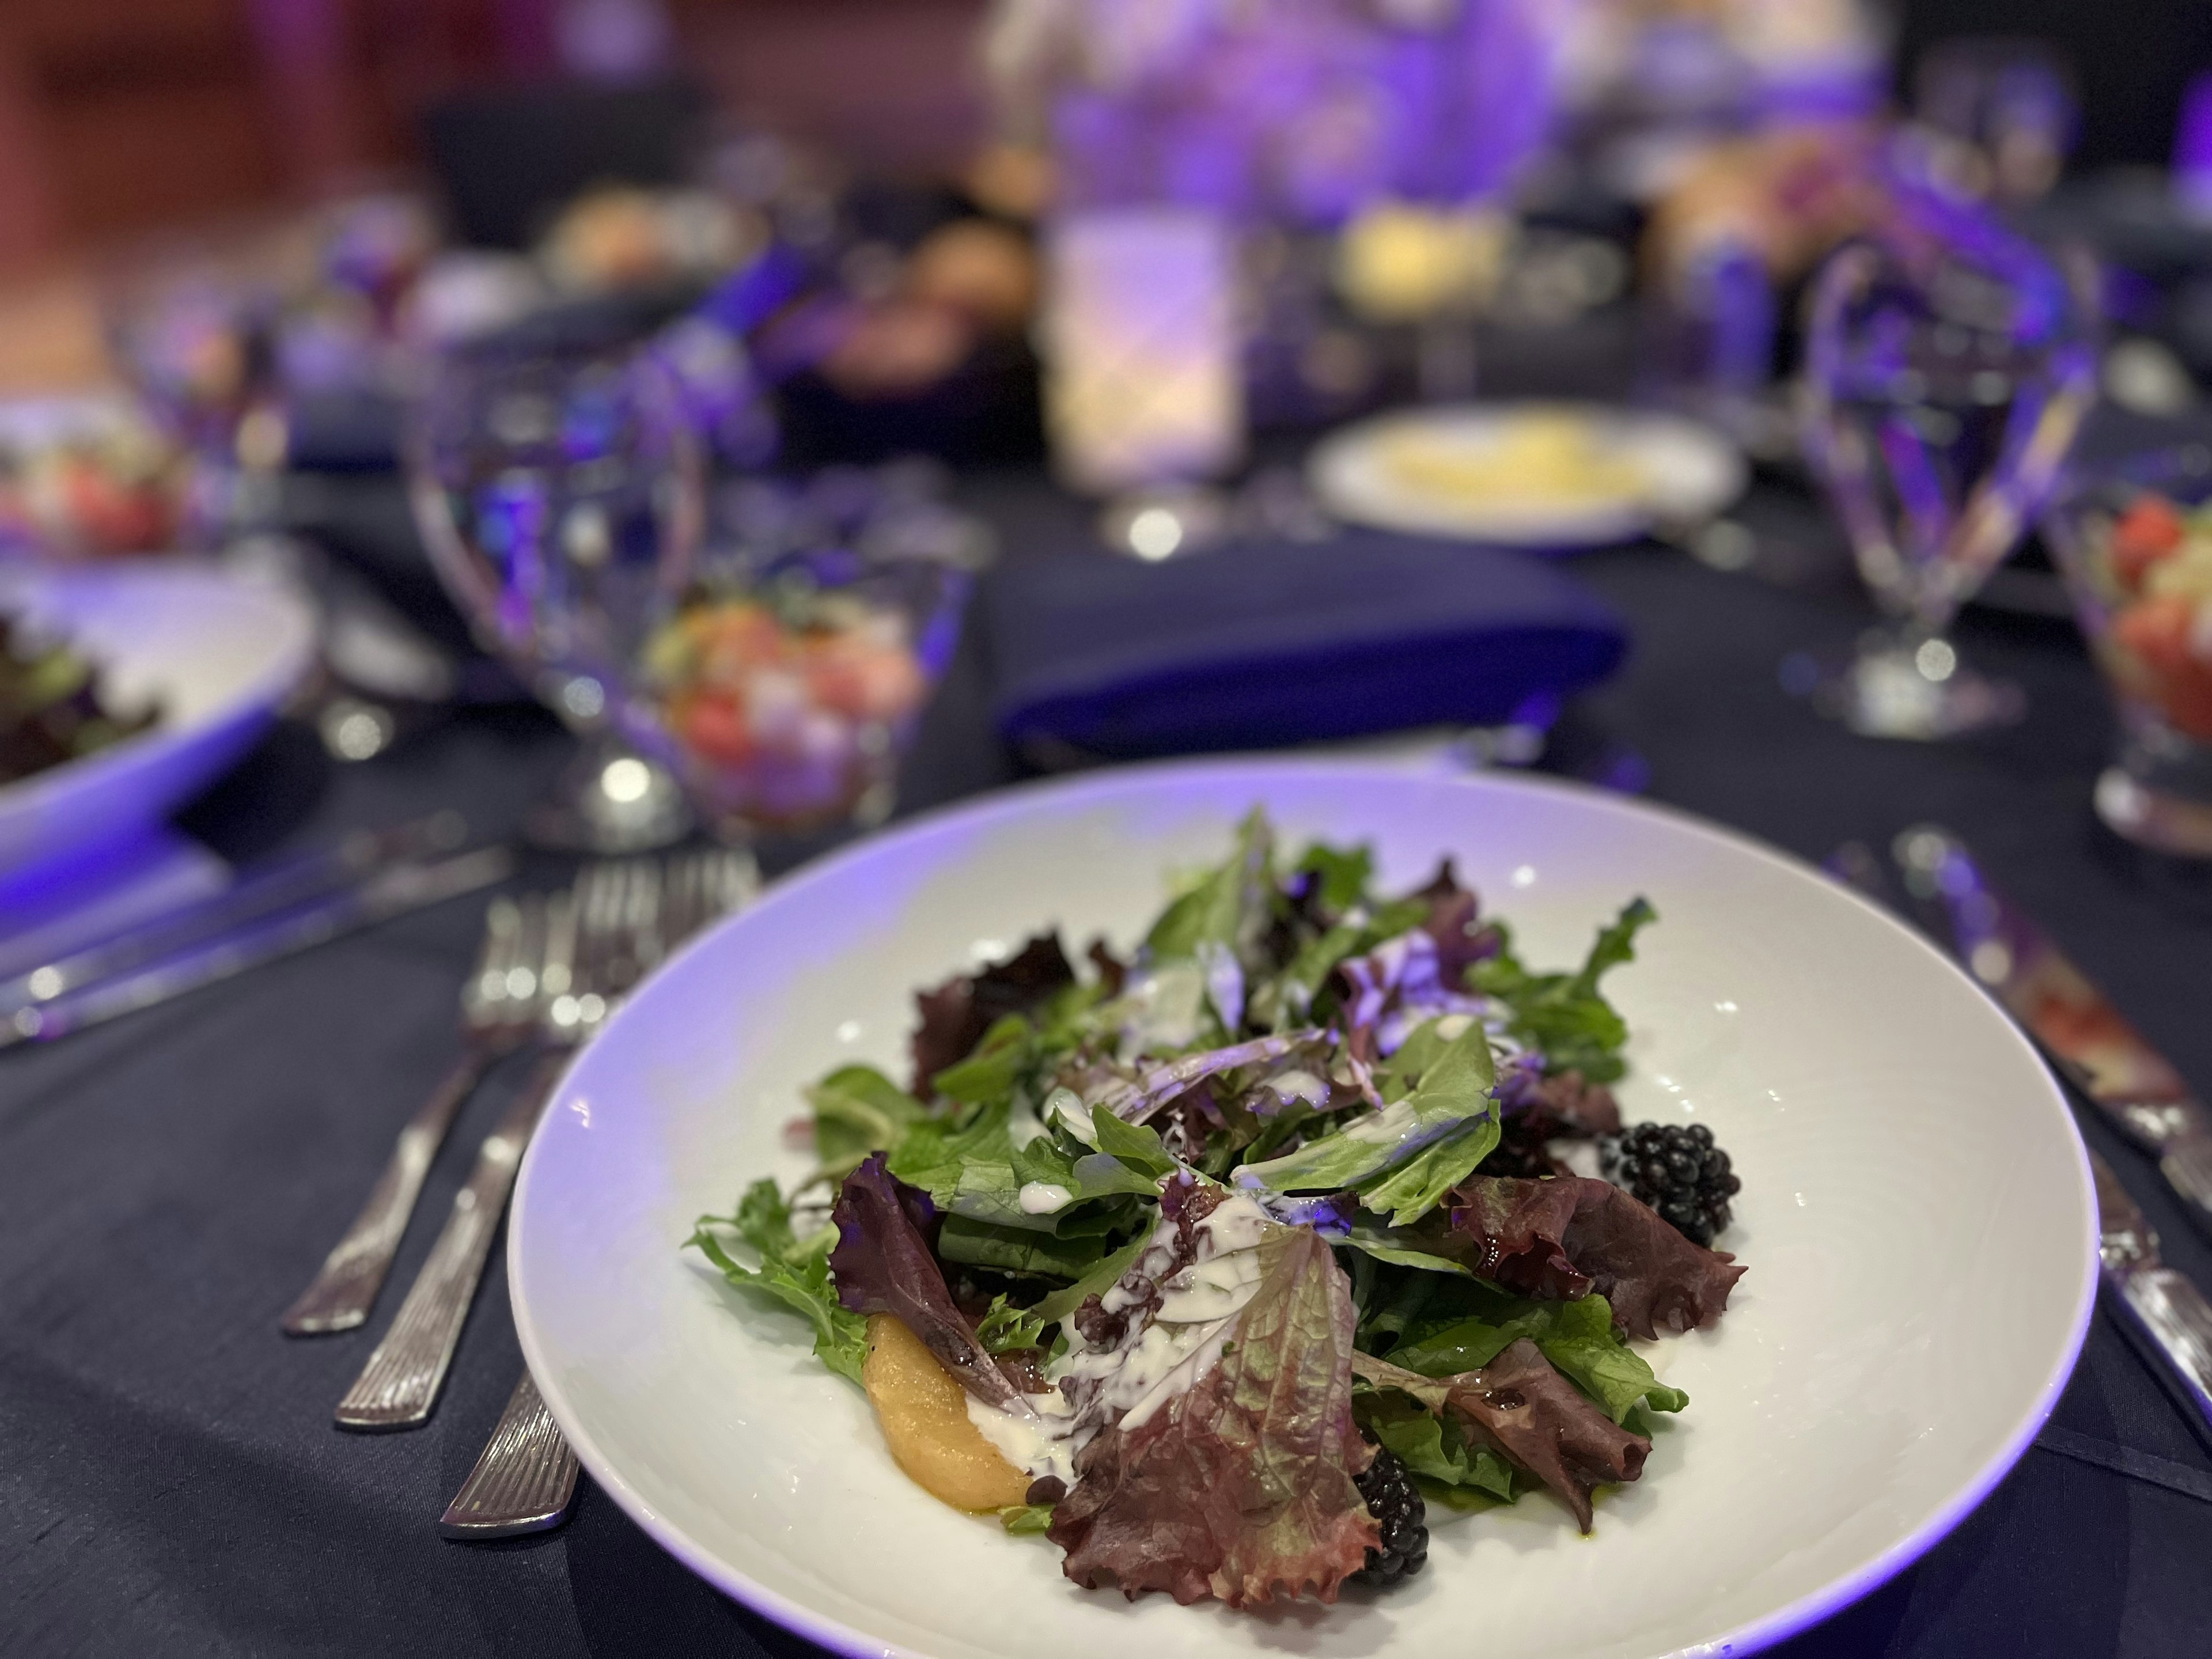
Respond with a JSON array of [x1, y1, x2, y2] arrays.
[[510, 759, 2094, 1659], [1309, 402, 1748, 547], [0, 559, 316, 876]]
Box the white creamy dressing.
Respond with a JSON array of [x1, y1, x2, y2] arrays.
[[1045, 1086, 1095, 1145], [1252, 1066, 1330, 1111], [1343, 1097, 1425, 1146], [1374, 991, 1497, 1058], [963, 1191, 1275, 1485], [1018, 1181, 1075, 1215]]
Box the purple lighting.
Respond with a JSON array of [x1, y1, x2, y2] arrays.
[[2175, 71, 2212, 213]]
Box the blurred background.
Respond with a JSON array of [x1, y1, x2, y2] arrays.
[[0, 0, 2202, 377]]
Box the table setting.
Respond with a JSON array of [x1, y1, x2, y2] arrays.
[[8, 3, 2212, 1656]]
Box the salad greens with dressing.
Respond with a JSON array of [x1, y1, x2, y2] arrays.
[[690, 809, 1745, 1609]]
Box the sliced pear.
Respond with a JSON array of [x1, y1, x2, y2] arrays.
[[861, 1313, 1032, 1512]]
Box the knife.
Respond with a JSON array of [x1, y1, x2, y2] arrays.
[[2090, 1147, 2212, 1434], [0, 844, 515, 1049], [1824, 838, 2212, 1437], [1888, 824, 2212, 1232], [0, 811, 471, 1017]]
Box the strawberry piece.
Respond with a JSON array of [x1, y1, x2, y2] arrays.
[[2111, 495, 2187, 593]]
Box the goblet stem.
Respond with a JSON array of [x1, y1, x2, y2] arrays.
[[1805, 622, 2024, 741], [526, 730, 691, 854]]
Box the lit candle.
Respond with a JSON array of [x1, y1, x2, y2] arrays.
[[1041, 207, 1244, 494]]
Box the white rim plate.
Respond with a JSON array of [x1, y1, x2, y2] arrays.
[[0, 559, 317, 876], [1308, 402, 1748, 547], [510, 759, 2094, 1659]]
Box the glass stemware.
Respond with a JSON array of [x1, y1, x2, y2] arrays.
[[105, 262, 289, 549], [641, 468, 976, 848], [2042, 445, 2212, 857], [1798, 209, 2098, 739], [406, 310, 702, 851]]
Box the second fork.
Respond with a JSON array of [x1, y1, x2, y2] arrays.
[[281, 892, 554, 1336]]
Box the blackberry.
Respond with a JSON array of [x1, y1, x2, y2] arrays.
[[1350, 1442, 1428, 1588], [1599, 1121, 1740, 1247]]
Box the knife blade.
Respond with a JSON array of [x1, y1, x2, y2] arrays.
[[2090, 1147, 2212, 1434], [1825, 838, 2212, 1436], [1888, 824, 2212, 1231], [0, 811, 471, 1017], [0, 844, 515, 1050]]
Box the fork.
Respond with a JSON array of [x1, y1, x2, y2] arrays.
[[329, 872, 600, 1431], [334, 851, 754, 1437], [282, 892, 545, 1335], [438, 848, 755, 1538]]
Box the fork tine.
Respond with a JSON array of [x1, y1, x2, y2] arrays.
[[464, 896, 522, 1027], [669, 850, 707, 947], [711, 849, 756, 919], [632, 858, 667, 971]]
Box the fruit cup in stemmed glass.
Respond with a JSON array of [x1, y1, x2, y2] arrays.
[[406, 306, 700, 851], [629, 485, 974, 855], [2042, 445, 2212, 856], [1799, 207, 2098, 738]]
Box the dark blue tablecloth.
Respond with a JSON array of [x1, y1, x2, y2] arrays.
[[6, 465, 2212, 1658]]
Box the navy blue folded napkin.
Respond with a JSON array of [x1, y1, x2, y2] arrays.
[[983, 529, 1628, 764]]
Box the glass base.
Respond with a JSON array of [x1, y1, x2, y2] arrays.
[[1805, 634, 2026, 741], [1097, 485, 1231, 561], [2095, 767, 2212, 858], [526, 736, 692, 854]]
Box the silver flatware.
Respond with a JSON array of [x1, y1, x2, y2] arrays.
[[332, 1048, 565, 1431], [440, 847, 754, 1535], [438, 1370, 580, 1539], [0, 844, 516, 1050], [332, 859, 639, 1432], [1828, 836, 2212, 1435], [2092, 1148, 2212, 1434], [0, 812, 468, 1018], [282, 893, 555, 1335], [1888, 825, 2212, 1232]]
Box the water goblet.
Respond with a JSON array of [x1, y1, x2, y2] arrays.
[[406, 307, 702, 851], [1798, 210, 2097, 739]]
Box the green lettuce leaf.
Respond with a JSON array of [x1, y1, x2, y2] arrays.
[[1338, 1224, 1473, 1278], [975, 1293, 1051, 1354], [1145, 809, 1274, 962], [1008, 1132, 1160, 1205], [1238, 1017, 1497, 1224], [1088, 1104, 1178, 1178], [806, 1065, 927, 1179], [887, 1099, 1023, 1222], [1469, 898, 1654, 1084], [1293, 840, 1374, 912], [1389, 1291, 1685, 1425], [1030, 1230, 1152, 1325], [929, 1014, 1035, 1108], [999, 1503, 1056, 1535], [1352, 1343, 1650, 1532], [1528, 1293, 1690, 1422], [687, 1179, 867, 1385], [1353, 1116, 1502, 1227], [1355, 1389, 1520, 1503], [937, 1213, 1108, 1278]]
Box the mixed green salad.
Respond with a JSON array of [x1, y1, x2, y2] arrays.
[[0, 611, 157, 786], [691, 810, 1745, 1609]]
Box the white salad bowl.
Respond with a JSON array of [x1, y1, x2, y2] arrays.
[[509, 759, 2096, 1659], [0, 558, 317, 876]]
